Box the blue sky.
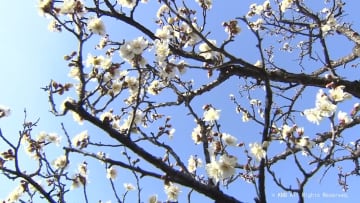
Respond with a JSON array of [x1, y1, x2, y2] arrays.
[[1, 1, 360, 203]]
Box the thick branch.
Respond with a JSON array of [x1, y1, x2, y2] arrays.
[[225, 66, 360, 98], [64, 101, 242, 203]]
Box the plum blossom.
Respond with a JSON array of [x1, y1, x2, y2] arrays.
[[147, 80, 162, 95], [223, 20, 241, 36], [206, 154, 237, 183], [191, 125, 202, 144], [199, 40, 218, 60], [53, 155, 68, 169], [304, 89, 338, 124], [0, 105, 10, 118], [156, 4, 170, 18], [321, 15, 337, 35], [203, 107, 221, 123], [155, 25, 173, 40], [222, 133, 238, 146], [38, 0, 53, 15], [87, 17, 106, 36], [187, 155, 202, 173], [280, 0, 293, 12], [118, 0, 136, 9], [296, 137, 314, 149], [217, 155, 237, 179], [106, 166, 117, 180], [315, 91, 337, 117], [329, 85, 351, 102], [338, 111, 352, 125], [37, 132, 61, 146], [148, 195, 158, 203], [154, 39, 170, 62], [72, 130, 89, 149], [119, 37, 148, 66], [281, 124, 295, 140], [60, 0, 85, 15], [303, 108, 323, 125], [205, 160, 221, 183], [164, 183, 181, 201], [6, 185, 25, 203], [123, 183, 135, 191], [195, 0, 212, 10], [249, 142, 266, 161]]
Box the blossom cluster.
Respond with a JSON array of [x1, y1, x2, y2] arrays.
[[303, 86, 351, 125]]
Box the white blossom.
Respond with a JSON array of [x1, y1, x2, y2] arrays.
[[296, 137, 314, 148], [60, 0, 84, 15], [106, 166, 117, 180], [147, 80, 162, 95], [280, 0, 293, 12], [148, 195, 158, 203], [124, 183, 135, 191], [329, 85, 351, 102], [53, 155, 68, 169], [187, 155, 202, 173], [222, 133, 238, 146], [164, 183, 181, 201], [156, 4, 170, 18], [249, 142, 266, 161], [154, 39, 170, 62], [6, 185, 25, 203], [191, 125, 202, 144], [195, 0, 212, 10], [203, 107, 221, 123], [118, 0, 136, 9], [338, 111, 352, 125], [0, 105, 11, 118], [72, 130, 89, 149], [87, 17, 106, 35], [199, 40, 218, 60]]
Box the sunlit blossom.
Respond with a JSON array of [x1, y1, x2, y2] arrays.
[[6, 185, 25, 203], [154, 39, 170, 62], [191, 125, 202, 144], [106, 166, 117, 180], [78, 162, 88, 177], [118, 0, 136, 9], [0, 105, 11, 118], [218, 154, 237, 179], [206, 154, 237, 182], [329, 85, 351, 102], [187, 155, 202, 173], [315, 93, 337, 117], [87, 17, 106, 35], [195, 0, 212, 10], [303, 108, 323, 125], [124, 183, 135, 191], [206, 160, 221, 183], [53, 155, 68, 169], [249, 142, 266, 161], [280, 0, 293, 12], [156, 4, 170, 18], [296, 137, 313, 149], [164, 183, 181, 201], [281, 124, 294, 140], [222, 133, 238, 146], [148, 195, 158, 203], [60, 0, 84, 15], [38, 0, 53, 15], [338, 111, 352, 125], [199, 40, 218, 60], [72, 130, 89, 149], [203, 107, 221, 123], [72, 111, 84, 125]]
